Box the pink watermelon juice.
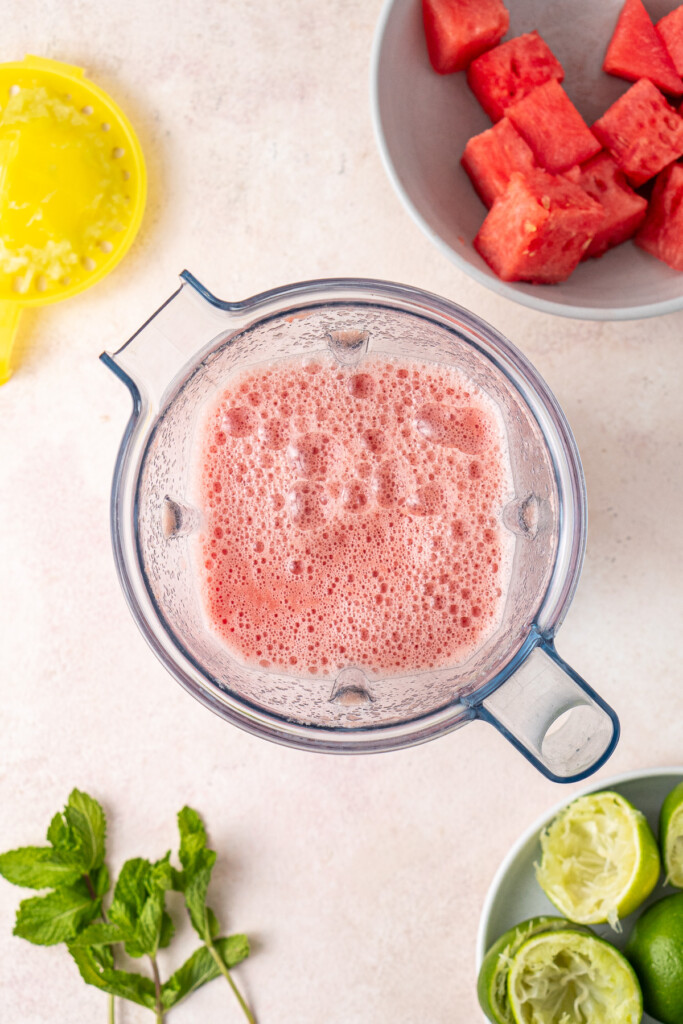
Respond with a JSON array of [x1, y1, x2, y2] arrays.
[[194, 356, 514, 677]]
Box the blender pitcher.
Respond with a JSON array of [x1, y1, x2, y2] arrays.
[[103, 275, 619, 781]]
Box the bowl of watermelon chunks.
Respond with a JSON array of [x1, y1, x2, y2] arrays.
[[372, 0, 683, 319]]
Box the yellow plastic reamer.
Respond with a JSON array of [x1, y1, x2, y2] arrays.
[[0, 56, 146, 383]]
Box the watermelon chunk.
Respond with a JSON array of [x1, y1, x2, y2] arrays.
[[569, 153, 648, 258], [461, 118, 537, 207], [657, 7, 683, 78], [506, 80, 601, 174], [636, 162, 683, 269], [604, 0, 683, 96], [467, 31, 564, 122], [473, 169, 604, 283], [592, 78, 683, 186], [421, 0, 509, 75]]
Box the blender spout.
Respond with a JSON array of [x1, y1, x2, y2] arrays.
[[100, 275, 228, 409], [475, 640, 620, 783]]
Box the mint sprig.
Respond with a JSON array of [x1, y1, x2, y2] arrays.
[[174, 806, 255, 1023], [0, 788, 109, 947], [0, 790, 255, 1023]]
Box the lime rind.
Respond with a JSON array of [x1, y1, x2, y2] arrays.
[[625, 892, 683, 1024], [660, 781, 683, 888], [507, 929, 643, 1024], [477, 917, 589, 1024], [535, 791, 660, 927]]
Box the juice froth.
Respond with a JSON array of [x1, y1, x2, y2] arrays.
[[195, 356, 514, 677]]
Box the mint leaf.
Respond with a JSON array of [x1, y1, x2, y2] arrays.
[[159, 910, 175, 949], [14, 880, 100, 945], [161, 945, 220, 1009], [69, 922, 128, 947], [214, 933, 250, 969], [0, 847, 83, 889], [68, 944, 156, 1008], [90, 864, 110, 898], [135, 888, 166, 957], [46, 811, 73, 852], [176, 806, 217, 941], [91, 941, 115, 969], [64, 790, 106, 872], [161, 934, 250, 1010], [108, 857, 149, 933], [177, 807, 209, 866], [108, 854, 173, 958], [150, 855, 174, 892], [45, 791, 107, 874], [207, 906, 220, 940]]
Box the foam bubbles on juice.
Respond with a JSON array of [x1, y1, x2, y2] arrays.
[[195, 356, 514, 676]]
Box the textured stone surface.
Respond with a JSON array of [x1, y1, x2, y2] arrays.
[[1, 1, 683, 1022]]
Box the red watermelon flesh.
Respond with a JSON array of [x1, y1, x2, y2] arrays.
[[604, 0, 683, 95], [569, 153, 648, 258], [657, 6, 683, 78], [421, 0, 509, 75], [636, 162, 683, 269], [461, 118, 537, 207], [506, 80, 601, 174], [466, 31, 564, 122], [473, 169, 604, 283], [592, 78, 683, 186]]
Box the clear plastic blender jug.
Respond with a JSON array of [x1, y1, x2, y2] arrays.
[[103, 275, 619, 781]]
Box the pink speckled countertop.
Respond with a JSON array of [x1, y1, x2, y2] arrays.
[[2, 2, 683, 1022]]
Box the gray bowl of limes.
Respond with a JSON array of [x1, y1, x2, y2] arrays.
[[477, 767, 683, 1024]]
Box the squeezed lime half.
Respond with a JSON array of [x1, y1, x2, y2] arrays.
[[478, 917, 589, 1024], [535, 791, 660, 926], [507, 929, 642, 1024], [660, 780, 683, 887]]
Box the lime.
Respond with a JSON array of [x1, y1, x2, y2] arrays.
[[535, 791, 660, 926], [625, 892, 683, 1024], [478, 917, 590, 1024], [660, 780, 683, 887], [507, 929, 642, 1024]]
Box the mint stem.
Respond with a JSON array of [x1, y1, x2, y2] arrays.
[[83, 873, 98, 902], [205, 938, 255, 1024], [84, 873, 116, 1024], [149, 954, 164, 1024]]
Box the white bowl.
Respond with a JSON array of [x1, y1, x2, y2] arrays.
[[476, 765, 683, 1024], [371, 0, 683, 320]]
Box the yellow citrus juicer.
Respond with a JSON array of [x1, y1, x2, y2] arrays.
[[0, 55, 146, 383]]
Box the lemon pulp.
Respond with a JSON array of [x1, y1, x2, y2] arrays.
[[0, 86, 132, 296]]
